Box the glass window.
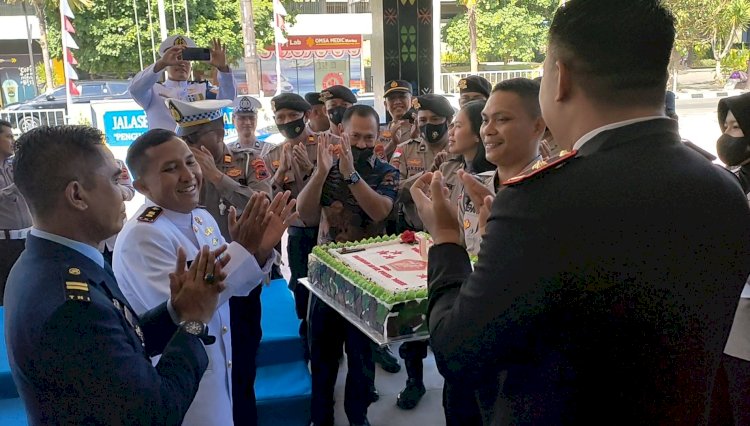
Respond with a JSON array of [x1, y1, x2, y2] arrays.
[[79, 84, 105, 97]]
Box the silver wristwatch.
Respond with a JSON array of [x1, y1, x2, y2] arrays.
[[179, 320, 214, 345]]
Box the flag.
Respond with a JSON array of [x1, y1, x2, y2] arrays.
[[64, 17, 75, 34], [65, 32, 79, 49], [273, 0, 287, 44], [60, 0, 75, 19], [65, 62, 79, 81], [68, 80, 79, 96], [66, 48, 78, 66]]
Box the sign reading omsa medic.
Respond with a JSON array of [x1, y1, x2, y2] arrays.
[[282, 35, 362, 51]]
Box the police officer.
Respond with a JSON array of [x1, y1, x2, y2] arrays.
[[0, 119, 31, 305], [389, 94, 453, 410], [231, 94, 268, 152], [5, 125, 225, 424], [263, 93, 321, 355], [305, 92, 331, 134], [379, 80, 417, 161], [129, 35, 236, 130], [457, 75, 491, 108], [320, 85, 358, 136], [167, 98, 273, 425]]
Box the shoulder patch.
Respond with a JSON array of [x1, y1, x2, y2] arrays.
[[137, 206, 163, 223], [223, 154, 233, 164], [503, 150, 578, 186], [64, 266, 90, 302]]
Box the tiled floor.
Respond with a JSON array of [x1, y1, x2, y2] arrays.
[[279, 234, 447, 426], [332, 344, 447, 426]]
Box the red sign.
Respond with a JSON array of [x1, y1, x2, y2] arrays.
[[281, 35, 362, 51]]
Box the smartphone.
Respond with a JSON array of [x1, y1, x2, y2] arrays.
[[181, 47, 211, 61]]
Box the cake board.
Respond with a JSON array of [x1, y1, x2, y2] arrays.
[[298, 278, 429, 346]]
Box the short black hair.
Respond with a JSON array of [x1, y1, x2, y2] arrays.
[[460, 100, 494, 173], [548, 0, 675, 106], [127, 129, 179, 180], [0, 119, 11, 131], [14, 125, 105, 217], [342, 104, 380, 128], [492, 78, 542, 118]]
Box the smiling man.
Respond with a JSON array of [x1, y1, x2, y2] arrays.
[[411, 0, 750, 424], [114, 129, 296, 426]]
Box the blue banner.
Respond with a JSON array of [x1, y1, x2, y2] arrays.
[[104, 108, 237, 147]]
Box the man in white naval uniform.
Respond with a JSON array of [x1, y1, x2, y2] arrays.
[[128, 34, 236, 130], [113, 128, 296, 426]]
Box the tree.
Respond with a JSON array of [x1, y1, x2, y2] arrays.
[[251, 0, 296, 50], [460, 0, 480, 72], [8, 0, 92, 91], [444, 1, 556, 64]]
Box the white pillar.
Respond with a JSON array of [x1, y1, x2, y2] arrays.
[[433, 0, 442, 93], [370, 0, 386, 119], [157, 0, 168, 41]]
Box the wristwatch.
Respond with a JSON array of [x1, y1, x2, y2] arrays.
[[344, 171, 361, 185], [180, 320, 215, 345]]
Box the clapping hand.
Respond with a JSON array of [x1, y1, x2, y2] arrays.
[[430, 151, 449, 172], [229, 193, 269, 258], [209, 38, 229, 72], [458, 169, 495, 237], [170, 245, 231, 324], [258, 191, 298, 262], [409, 171, 461, 245], [337, 133, 356, 177], [293, 143, 314, 176], [316, 132, 336, 174]]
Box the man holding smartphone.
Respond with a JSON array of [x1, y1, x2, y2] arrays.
[[129, 34, 236, 131]]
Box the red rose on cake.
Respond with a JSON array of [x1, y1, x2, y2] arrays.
[[400, 230, 416, 244]]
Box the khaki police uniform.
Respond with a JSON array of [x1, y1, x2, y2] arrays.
[[377, 121, 413, 162], [263, 135, 319, 200], [390, 138, 446, 230], [456, 170, 497, 256]]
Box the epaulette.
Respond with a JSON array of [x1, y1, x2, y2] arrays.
[[137, 206, 163, 223], [503, 150, 578, 186], [64, 266, 91, 303]]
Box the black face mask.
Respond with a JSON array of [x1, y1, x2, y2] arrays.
[[351, 146, 374, 168], [717, 133, 750, 166], [327, 106, 347, 126], [420, 122, 448, 144], [277, 117, 306, 139]]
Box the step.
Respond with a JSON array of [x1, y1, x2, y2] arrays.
[[256, 360, 312, 426], [0, 308, 18, 399], [257, 279, 306, 367], [0, 398, 27, 425]]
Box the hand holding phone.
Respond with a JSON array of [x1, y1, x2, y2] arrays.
[[181, 48, 211, 62]]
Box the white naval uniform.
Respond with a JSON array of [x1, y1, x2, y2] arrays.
[[128, 63, 236, 130], [113, 201, 273, 426]]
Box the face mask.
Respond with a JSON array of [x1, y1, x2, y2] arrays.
[[351, 146, 374, 168], [717, 134, 750, 166], [327, 106, 347, 126], [277, 117, 306, 139], [420, 122, 448, 144]]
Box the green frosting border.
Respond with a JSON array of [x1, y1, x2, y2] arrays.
[[311, 234, 428, 305]]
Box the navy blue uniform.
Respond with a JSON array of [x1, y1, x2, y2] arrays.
[[4, 234, 208, 425]]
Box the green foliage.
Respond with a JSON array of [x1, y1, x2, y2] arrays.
[[721, 48, 750, 73], [252, 0, 296, 50], [443, 0, 557, 64]]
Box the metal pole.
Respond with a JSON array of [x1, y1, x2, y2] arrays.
[[157, 0, 168, 41], [21, 2, 38, 95], [432, 0, 442, 93], [184, 0, 190, 36], [133, 0, 144, 71], [240, 0, 260, 95], [171, 0, 177, 31], [146, 0, 157, 62]]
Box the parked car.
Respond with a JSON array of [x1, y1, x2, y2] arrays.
[[233, 69, 294, 97], [1, 80, 132, 132]]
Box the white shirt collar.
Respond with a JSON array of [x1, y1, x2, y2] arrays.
[[164, 79, 188, 88], [573, 116, 666, 151]]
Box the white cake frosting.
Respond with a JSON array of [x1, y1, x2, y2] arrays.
[[328, 236, 429, 294]]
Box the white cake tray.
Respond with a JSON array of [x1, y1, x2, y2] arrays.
[[299, 278, 430, 346]]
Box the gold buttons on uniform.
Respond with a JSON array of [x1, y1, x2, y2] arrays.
[[227, 360, 232, 368], [222, 326, 228, 334]]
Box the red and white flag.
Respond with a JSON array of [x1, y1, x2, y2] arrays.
[[273, 0, 287, 44]]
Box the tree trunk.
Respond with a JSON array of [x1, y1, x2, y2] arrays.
[[240, 0, 260, 95], [33, 1, 54, 91], [468, 5, 478, 73]]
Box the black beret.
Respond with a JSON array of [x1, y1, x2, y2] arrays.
[[304, 92, 325, 106], [384, 80, 412, 97], [271, 93, 311, 113], [412, 94, 454, 118], [319, 85, 357, 104], [719, 92, 750, 134], [458, 75, 492, 98]]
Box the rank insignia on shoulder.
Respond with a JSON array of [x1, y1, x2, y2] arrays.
[[502, 150, 578, 186], [137, 206, 163, 223], [65, 281, 91, 302], [224, 154, 233, 164]]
